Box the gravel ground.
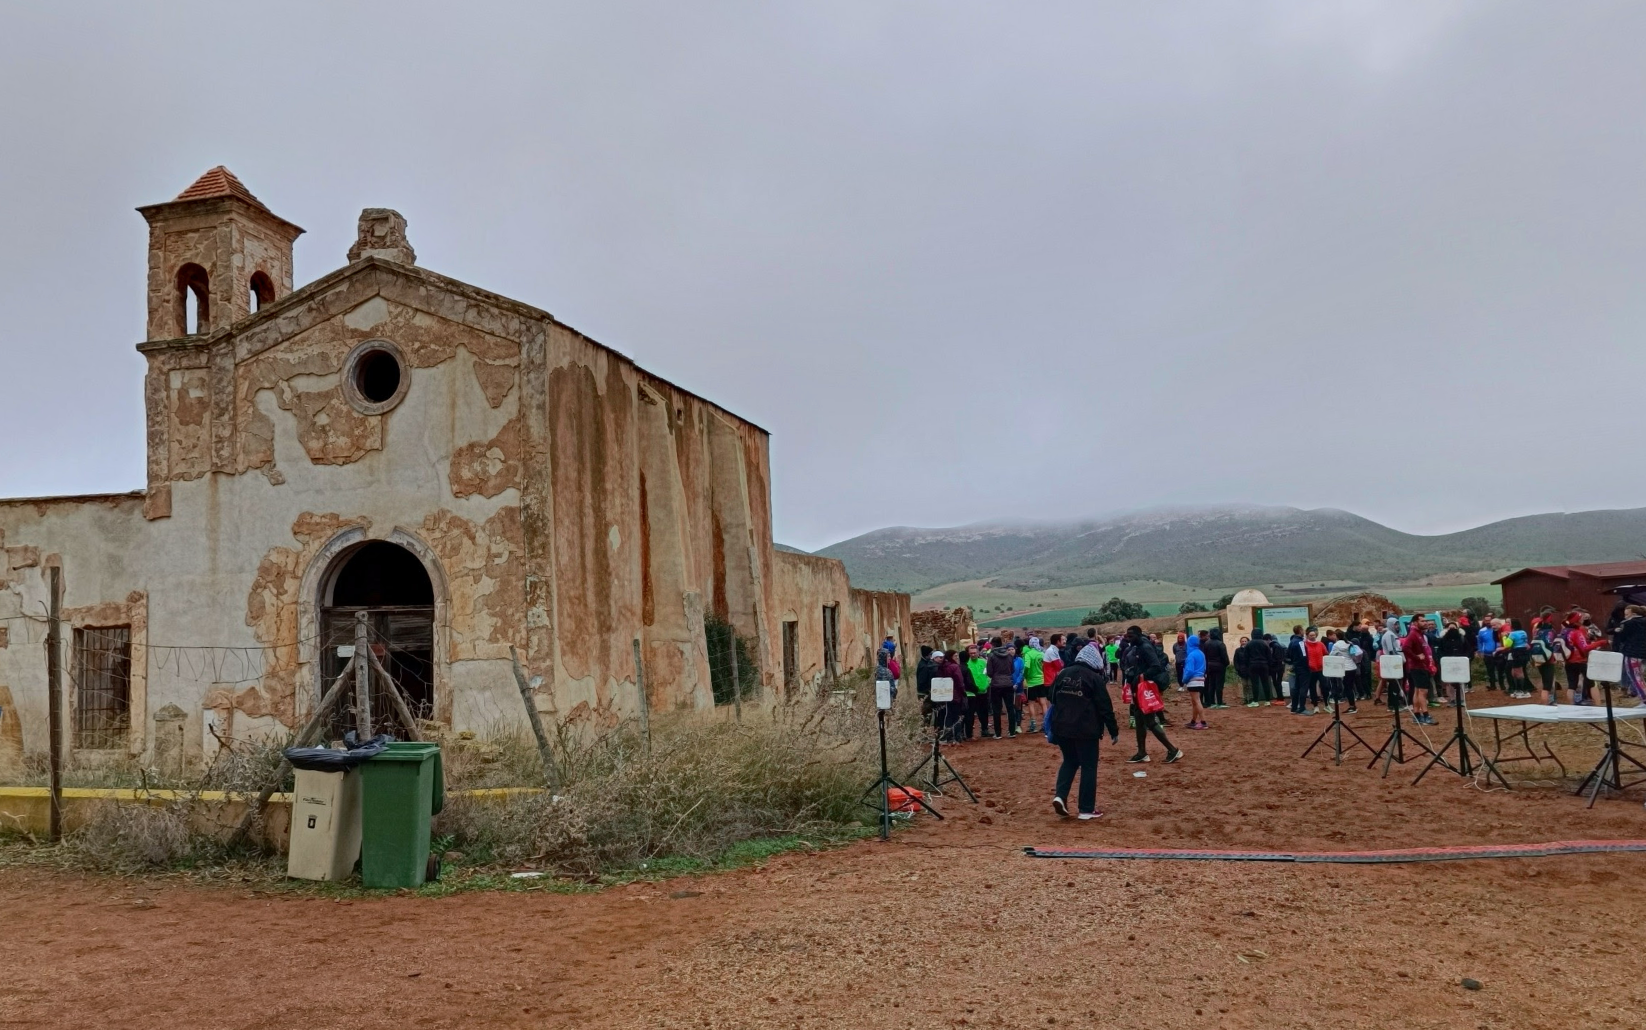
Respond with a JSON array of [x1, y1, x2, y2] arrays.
[[3, 690, 1644, 1029]]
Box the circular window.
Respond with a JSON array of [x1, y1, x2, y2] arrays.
[[342, 340, 409, 415]]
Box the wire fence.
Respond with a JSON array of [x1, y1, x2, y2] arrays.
[[0, 608, 427, 753]]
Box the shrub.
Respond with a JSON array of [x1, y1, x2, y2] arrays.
[[63, 800, 224, 873], [1081, 598, 1150, 624], [705, 615, 759, 705], [435, 679, 921, 877], [1178, 601, 1209, 614]]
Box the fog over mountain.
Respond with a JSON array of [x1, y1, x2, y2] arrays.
[[807, 505, 1646, 594]]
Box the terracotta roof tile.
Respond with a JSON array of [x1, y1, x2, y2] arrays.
[[173, 166, 267, 209]]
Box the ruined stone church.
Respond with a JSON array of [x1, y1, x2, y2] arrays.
[[0, 168, 908, 772]]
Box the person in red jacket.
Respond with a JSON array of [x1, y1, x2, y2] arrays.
[[1563, 612, 1592, 703], [1304, 629, 1328, 715], [1401, 616, 1438, 725]]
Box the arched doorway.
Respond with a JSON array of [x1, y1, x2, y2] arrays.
[[319, 541, 437, 728]]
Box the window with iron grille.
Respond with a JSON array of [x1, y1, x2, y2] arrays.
[[73, 625, 131, 750]]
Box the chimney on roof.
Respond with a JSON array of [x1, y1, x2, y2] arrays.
[[347, 208, 416, 265]]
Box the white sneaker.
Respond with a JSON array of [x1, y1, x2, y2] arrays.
[[1078, 812, 1102, 821], [1052, 796, 1068, 817]]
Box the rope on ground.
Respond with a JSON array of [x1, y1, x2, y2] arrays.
[[1023, 839, 1646, 863]]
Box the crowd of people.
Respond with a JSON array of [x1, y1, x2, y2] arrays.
[[911, 627, 1184, 820], [904, 600, 1646, 821]]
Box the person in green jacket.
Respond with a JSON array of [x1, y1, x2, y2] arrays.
[[1020, 637, 1047, 734], [963, 645, 990, 741]]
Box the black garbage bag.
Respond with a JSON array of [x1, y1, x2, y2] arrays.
[[283, 733, 392, 772]]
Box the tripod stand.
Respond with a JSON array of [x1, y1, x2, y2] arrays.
[[861, 708, 943, 840], [1573, 678, 1646, 808], [1301, 674, 1374, 765], [1414, 679, 1509, 788], [1366, 680, 1436, 777], [904, 710, 976, 802]]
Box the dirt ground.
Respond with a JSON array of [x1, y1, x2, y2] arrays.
[[4, 690, 1646, 1029]]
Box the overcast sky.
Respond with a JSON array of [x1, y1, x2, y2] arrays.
[[2, 2, 1643, 551]]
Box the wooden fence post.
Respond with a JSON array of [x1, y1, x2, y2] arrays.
[[46, 566, 63, 843], [511, 646, 558, 789], [352, 612, 372, 740], [728, 630, 742, 724], [632, 638, 651, 753]]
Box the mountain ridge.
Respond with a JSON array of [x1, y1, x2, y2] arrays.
[[813, 505, 1646, 594]]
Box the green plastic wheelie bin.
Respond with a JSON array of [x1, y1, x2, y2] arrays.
[[359, 742, 444, 888]]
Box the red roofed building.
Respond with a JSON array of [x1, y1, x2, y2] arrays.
[[1493, 561, 1646, 625]]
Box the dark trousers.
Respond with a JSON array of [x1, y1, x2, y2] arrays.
[[989, 686, 1019, 736], [1330, 672, 1357, 704], [1205, 668, 1227, 706], [1290, 669, 1316, 711], [1130, 701, 1175, 756], [1566, 663, 1587, 702], [1248, 669, 1274, 702], [965, 695, 989, 737], [1055, 739, 1100, 814], [1536, 662, 1556, 693]]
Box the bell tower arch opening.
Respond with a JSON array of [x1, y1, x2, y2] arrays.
[[319, 540, 436, 727]]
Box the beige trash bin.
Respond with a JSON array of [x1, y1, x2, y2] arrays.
[[286, 766, 363, 881]]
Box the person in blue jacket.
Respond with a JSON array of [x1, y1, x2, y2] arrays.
[[1182, 631, 1208, 729], [1476, 620, 1501, 691]]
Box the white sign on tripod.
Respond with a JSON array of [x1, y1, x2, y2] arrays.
[[1440, 656, 1471, 684], [875, 680, 894, 710], [1587, 650, 1624, 684], [1378, 654, 1405, 680], [1322, 655, 1352, 679], [929, 677, 954, 703]]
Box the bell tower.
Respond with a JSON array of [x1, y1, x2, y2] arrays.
[[136, 167, 304, 340]]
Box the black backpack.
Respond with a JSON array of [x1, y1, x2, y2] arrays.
[[1049, 669, 1102, 741]]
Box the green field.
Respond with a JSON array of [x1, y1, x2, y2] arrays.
[[970, 581, 1504, 629], [979, 603, 1182, 628]]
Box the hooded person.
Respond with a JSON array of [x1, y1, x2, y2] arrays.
[[1120, 626, 1182, 764], [1020, 636, 1049, 734], [1562, 612, 1593, 703], [1048, 641, 1120, 820], [875, 647, 897, 702], [984, 636, 1020, 738], [1286, 626, 1314, 716], [1615, 606, 1646, 703], [1182, 631, 1208, 729], [915, 646, 938, 724], [932, 650, 964, 741], [1203, 628, 1231, 709], [1327, 635, 1362, 713]]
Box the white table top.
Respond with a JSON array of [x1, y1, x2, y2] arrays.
[[1468, 702, 1646, 724]]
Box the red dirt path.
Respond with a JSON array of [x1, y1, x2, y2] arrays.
[[4, 696, 1645, 1029]]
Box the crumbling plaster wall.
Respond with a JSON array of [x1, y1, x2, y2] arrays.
[[770, 551, 911, 693], [2, 254, 888, 767], [0, 495, 151, 765]]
